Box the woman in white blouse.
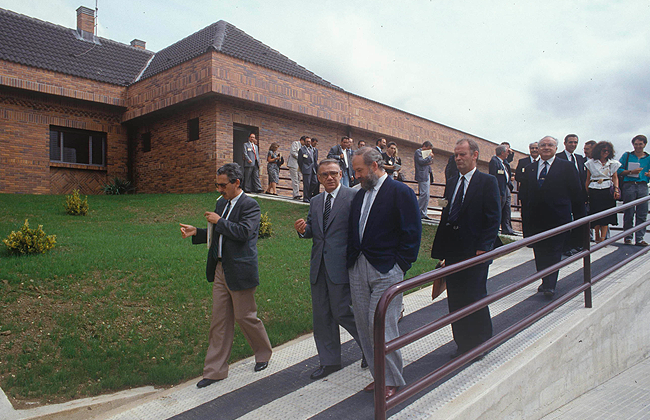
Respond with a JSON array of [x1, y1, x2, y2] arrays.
[[585, 141, 621, 243]]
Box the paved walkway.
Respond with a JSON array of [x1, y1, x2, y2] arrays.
[[1, 229, 648, 419], [543, 357, 650, 420]]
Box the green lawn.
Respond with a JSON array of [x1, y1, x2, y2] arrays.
[[0, 192, 437, 405]]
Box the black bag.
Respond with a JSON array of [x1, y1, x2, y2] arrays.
[[276, 156, 284, 167]]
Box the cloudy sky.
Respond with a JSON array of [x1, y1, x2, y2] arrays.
[[2, 0, 649, 155]]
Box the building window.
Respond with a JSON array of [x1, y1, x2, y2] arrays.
[[142, 132, 151, 152], [188, 118, 199, 141], [49, 127, 106, 166]]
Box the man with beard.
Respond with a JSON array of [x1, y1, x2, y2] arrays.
[[347, 147, 421, 398]]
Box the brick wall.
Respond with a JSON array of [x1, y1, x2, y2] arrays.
[[0, 87, 127, 194]]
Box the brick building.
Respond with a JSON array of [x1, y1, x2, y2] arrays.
[[0, 6, 520, 196]]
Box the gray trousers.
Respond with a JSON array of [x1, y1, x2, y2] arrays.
[[500, 190, 514, 234], [349, 255, 405, 387], [289, 166, 301, 198], [418, 181, 430, 218], [244, 164, 262, 193], [311, 261, 362, 366], [623, 182, 649, 242]]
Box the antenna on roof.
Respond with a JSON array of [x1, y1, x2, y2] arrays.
[[95, 0, 98, 36]]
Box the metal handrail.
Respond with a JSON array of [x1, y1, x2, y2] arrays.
[[372, 194, 650, 419]]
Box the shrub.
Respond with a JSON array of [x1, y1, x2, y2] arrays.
[[259, 212, 273, 238], [3, 219, 56, 255], [102, 177, 134, 195], [64, 189, 89, 216]]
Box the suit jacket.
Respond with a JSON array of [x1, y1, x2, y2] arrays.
[[445, 154, 459, 182], [489, 155, 513, 196], [556, 151, 588, 200], [414, 149, 434, 182], [302, 186, 356, 284], [522, 158, 586, 237], [298, 146, 317, 175], [347, 176, 421, 273], [287, 140, 301, 169], [242, 142, 259, 168], [327, 144, 352, 181], [192, 193, 261, 291], [431, 171, 501, 262], [515, 156, 536, 204]]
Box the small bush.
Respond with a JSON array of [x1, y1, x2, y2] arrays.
[[64, 189, 89, 216], [102, 177, 134, 195], [3, 219, 56, 255], [259, 212, 273, 238]]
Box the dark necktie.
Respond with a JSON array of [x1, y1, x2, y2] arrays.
[[538, 161, 548, 187], [448, 176, 465, 224], [570, 154, 575, 163], [212, 200, 231, 260], [323, 194, 332, 229]]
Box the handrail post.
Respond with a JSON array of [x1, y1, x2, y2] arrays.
[[374, 296, 388, 420], [583, 221, 592, 308]]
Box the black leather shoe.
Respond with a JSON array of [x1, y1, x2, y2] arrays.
[[197, 378, 221, 388], [360, 356, 368, 369], [310, 364, 341, 380], [544, 288, 555, 298], [254, 361, 268, 372]]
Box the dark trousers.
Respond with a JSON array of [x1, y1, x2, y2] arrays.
[[445, 261, 493, 353], [500, 190, 514, 234], [302, 172, 318, 201], [311, 261, 361, 366], [533, 233, 567, 290]]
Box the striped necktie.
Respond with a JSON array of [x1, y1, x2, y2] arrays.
[[323, 194, 332, 229]]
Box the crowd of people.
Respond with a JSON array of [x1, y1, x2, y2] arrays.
[[179, 132, 649, 399]]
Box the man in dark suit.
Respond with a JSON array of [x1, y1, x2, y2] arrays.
[[515, 142, 539, 200], [298, 137, 318, 202], [180, 163, 272, 388], [431, 138, 501, 357], [295, 159, 364, 380], [242, 133, 262, 193], [327, 136, 353, 187], [489, 145, 515, 235], [556, 134, 588, 255], [347, 147, 421, 398], [522, 136, 586, 298]]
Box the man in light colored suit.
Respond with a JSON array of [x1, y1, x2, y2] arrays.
[[327, 136, 353, 187], [242, 133, 262, 193], [180, 163, 272, 388], [414, 141, 435, 219], [295, 158, 364, 380], [288, 136, 306, 200]]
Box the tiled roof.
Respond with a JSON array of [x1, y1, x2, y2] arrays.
[[140, 20, 340, 90], [0, 8, 153, 87]]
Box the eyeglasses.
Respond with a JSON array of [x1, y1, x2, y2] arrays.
[[318, 171, 340, 179]]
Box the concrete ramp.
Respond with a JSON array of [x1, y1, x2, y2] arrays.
[[4, 244, 649, 420]]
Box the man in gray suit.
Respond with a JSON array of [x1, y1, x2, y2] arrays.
[[414, 141, 435, 219], [298, 137, 318, 202], [242, 133, 262, 193], [288, 136, 306, 200], [295, 159, 364, 380], [180, 163, 272, 388]]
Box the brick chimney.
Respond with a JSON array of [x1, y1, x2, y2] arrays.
[[76, 6, 95, 40], [130, 39, 146, 50]]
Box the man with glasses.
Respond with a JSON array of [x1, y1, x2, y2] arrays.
[[180, 163, 272, 388], [521, 136, 586, 298], [295, 159, 364, 380], [618, 135, 650, 246]]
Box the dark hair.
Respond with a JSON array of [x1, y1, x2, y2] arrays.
[[387, 141, 397, 148], [632, 135, 648, 145], [311, 138, 318, 144], [591, 141, 615, 160], [564, 134, 578, 142], [358, 140, 365, 147], [341, 136, 349, 142], [249, 132, 256, 138], [584, 140, 597, 147], [217, 163, 244, 185], [422, 141, 433, 148], [300, 135, 308, 142], [354, 146, 384, 169], [500, 141, 510, 146], [376, 138, 386, 146]]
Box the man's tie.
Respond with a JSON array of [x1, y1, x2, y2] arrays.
[[212, 200, 231, 260], [448, 176, 465, 224], [570, 153, 575, 163], [252, 144, 258, 163], [359, 189, 375, 241], [538, 161, 548, 187], [323, 193, 332, 229]]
